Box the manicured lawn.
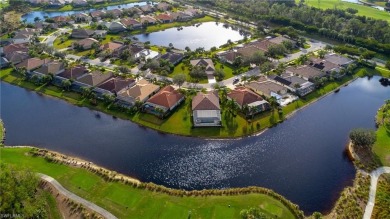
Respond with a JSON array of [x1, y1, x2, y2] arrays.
[[171, 63, 209, 84], [100, 34, 121, 45], [171, 61, 241, 84], [0, 119, 3, 145], [53, 37, 74, 50], [302, 0, 390, 22], [0, 148, 298, 219], [74, 49, 94, 57], [372, 101, 390, 166]]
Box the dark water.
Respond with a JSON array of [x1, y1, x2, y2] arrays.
[[22, 2, 147, 23], [135, 22, 246, 50], [1, 77, 389, 214]]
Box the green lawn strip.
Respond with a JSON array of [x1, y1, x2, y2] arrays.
[[0, 148, 297, 219], [302, 0, 390, 22], [0, 119, 4, 145], [372, 102, 390, 166]]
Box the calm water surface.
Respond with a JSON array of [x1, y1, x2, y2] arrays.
[[135, 22, 247, 50], [1, 77, 389, 214], [22, 2, 147, 23]]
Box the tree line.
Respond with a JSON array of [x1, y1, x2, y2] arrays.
[[195, 0, 390, 54]]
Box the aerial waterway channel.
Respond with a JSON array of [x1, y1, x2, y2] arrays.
[[1, 76, 389, 214]]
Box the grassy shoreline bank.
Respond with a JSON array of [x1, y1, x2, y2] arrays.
[[0, 147, 302, 219], [1, 67, 388, 139]]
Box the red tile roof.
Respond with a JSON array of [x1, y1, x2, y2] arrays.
[[146, 85, 184, 108], [100, 42, 123, 51], [120, 18, 140, 26], [155, 13, 172, 21], [227, 87, 264, 107]]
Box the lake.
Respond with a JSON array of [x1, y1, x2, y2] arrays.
[[1, 76, 389, 214], [134, 22, 247, 50], [22, 2, 147, 23]]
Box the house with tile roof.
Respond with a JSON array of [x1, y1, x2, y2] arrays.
[[74, 38, 99, 50], [90, 10, 106, 20], [285, 65, 326, 81], [100, 42, 124, 52], [120, 18, 142, 29], [269, 73, 315, 97], [140, 15, 157, 25], [140, 4, 154, 13], [159, 52, 184, 65], [15, 58, 51, 71], [245, 78, 288, 106], [72, 13, 92, 23], [156, 2, 170, 11], [117, 79, 160, 107], [143, 85, 185, 117], [75, 70, 113, 88], [155, 13, 173, 23], [5, 51, 30, 64], [71, 28, 95, 39], [106, 9, 123, 18], [56, 65, 88, 81], [190, 58, 215, 76], [33, 61, 65, 76], [192, 91, 221, 127], [227, 87, 269, 116], [96, 77, 136, 96]]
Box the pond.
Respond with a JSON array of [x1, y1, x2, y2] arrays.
[[1, 76, 389, 214], [21, 2, 147, 23], [134, 22, 247, 50]]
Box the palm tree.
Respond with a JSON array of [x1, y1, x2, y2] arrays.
[[268, 96, 279, 112], [61, 79, 72, 91], [81, 86, 93, 98], [102, 93, 115, 105]]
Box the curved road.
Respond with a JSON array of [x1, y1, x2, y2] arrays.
[[363, 166, 390, 219], [38, 173, 118, 219]]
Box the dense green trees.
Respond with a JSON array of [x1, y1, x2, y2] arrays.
[[240, 207, 271, 219], [349, 128, 377, 148], [173, 73, 186, 87], [207, 0, 390, 54], [0, 163, 47, 218]]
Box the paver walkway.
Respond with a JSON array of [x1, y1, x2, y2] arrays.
[[363, 166, 390, 219], [39, 173, 118, 219]]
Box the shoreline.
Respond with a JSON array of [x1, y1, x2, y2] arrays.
[[0, 74, 362, 140], [1, 146, 305, 218]]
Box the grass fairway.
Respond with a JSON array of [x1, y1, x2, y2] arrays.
[[302, 0, 390, 22], [0, 148, 298, 219], [373, 101, 390, 166]]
